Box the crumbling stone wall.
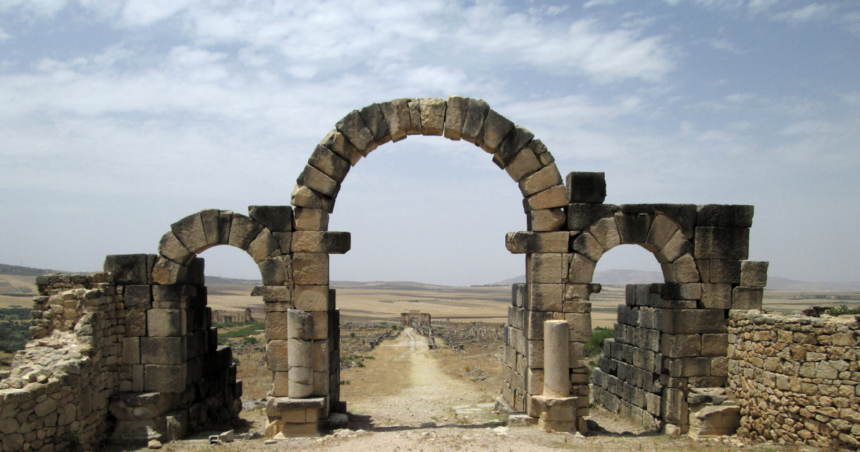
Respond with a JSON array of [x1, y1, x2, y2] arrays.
[[0, 274, 120, 452], [212, 308, 253, 324], [728, 310, 860, 448]]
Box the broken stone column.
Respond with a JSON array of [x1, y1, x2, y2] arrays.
[[288, 309, 314, 398], [543, 320, 569, 398]]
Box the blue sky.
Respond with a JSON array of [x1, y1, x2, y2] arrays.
[[0, 0, 858, 286]]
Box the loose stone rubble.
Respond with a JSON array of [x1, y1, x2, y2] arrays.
[[2, 96, 829, 450]]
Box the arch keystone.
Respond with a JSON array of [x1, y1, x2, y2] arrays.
[[418, 98, 446, 136]]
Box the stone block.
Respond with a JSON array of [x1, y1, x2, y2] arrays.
[[123, 337, 141, 364], [335, 110, 374, 153], [320, 130, 362, 166], [694, 227, 749, 260], [668, 357, 711, 377], [701, 283, 732, 309], [288, 339, 312, 368], [661, 334, 702, 358], [566, 172, 606, 204], [572, 232, 603, 262], [217, 210, 233, 244], [359, 103, 391, 145], [287, 309, 314, 340], [527, 284, 563, 312], [308, 144, 351, 184], [289, 380, 314, 399], [148, 309, 184, 337], [657, 230, 692, 263], [696, 205, 754, 228], [701, 334, 728, 356], [496, 125, 534, 166], [527, 254, 564, 283], [668, 254, 700, 283], [293, 207, 329, 231], [519, 163, 562, 197], [295, 285, 330, 312], [313, 371, 329, 396], [443, 95, 468, 140], [505, 231, 569, 254], [527, 368, 544, 395], [646, 214, 680, 251], [568, 203, 619, 230], [740, 261, 768, 288], [527, 340, 545, 369], [141, 337, 186, 365], [565, 313, 591, 342], [461, 98, 489, 144], [731, 287, 762, 310], [588, 217, 621, 251], [567, 253, 596, 284], [662, 387, 689, 424], [292, 253, 329, 285], [505, 146, 542, 181], [512, 283, 528, 307], [527, 311, 554, 340], [105, 254, 150, 284], [267, 340, 289, 372], [125, 285, 152, 309], [291, 185, 335, 214], [272, 372, 289, 396], [258, 256, 290, 286], [654, 283, 702, 300], [262, 286, 291, 303], [228, 214, 264, 250], [379, 98, 411, 142], [479, 108, 514, 153], [159, 232, 194, 265], [266, 312, 289, 340], [145, 365, 187, 393], [313, 340, 329, 372], [126, 309, 147, 336], [661, 309, 726, 334], [291, 231, 350, 254], [615, 213, 652, 244], [171, 212, 209, 254], [248, 205, 293, 233], [418, 98, 446, 136], [311, 312, 328, 340], [298, 165, 339, 198], [525, 185, 568, 210], [528, 208, 566, 232]]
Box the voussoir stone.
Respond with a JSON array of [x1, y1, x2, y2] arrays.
[[519, 163, 562, 197], [380, 98, 411, 142], [335, 110, 375, 153], [171, 212, 210, 254], [462, 98, 489, 144], [419, 98, 446, 136], [480, 109, 514, 153], [444, 95, 468, 141], [320, 130, 362, 166]]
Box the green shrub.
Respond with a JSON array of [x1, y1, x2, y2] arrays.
[[243, 336, 258, 345], [584, 327, 614, 357], [825, 305, 860, 316]]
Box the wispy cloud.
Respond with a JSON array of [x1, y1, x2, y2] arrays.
[[772, 3, 836, 24]]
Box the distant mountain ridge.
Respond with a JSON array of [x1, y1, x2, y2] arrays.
[[0, 263, 57, 277]]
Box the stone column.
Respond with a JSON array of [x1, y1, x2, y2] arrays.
[[288, 309, 314, 398], [543, 320, 570, 398]]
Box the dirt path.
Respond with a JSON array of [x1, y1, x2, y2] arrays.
[[342, 328, 501, 428]]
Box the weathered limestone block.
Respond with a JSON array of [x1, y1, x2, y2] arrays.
[[528, 209, 566, 232], [159, 232, 194, 265], [444, 95, 468, 140], [527, 254, 564, 284], [480, 109, 514, 153], [572, 232, 604, 262], [418, 98, 446, 136], [313, 340, 329, 373], [123, 337, 141, 364], [506, 231, 569, 253], [505, 146, 542, 181], [293, 207, 329, 231], [740, 261, 769, 288], [701, 283, 732, 309], [696, 205, 754, 228], [298, 165, 339, 198], [313, 370, 329, 396], [295, 285, 330, 312], [528, 284, 563, 312], [662, 309, 725, 334], [462, 98, 489, 144], [525, 185, 568, 210], [519, 163, 562, 197], [288, 309, 314, 341], [544, 321, 571, 398], [588, 217, 621, 251], [145, 365, 186, 393], [406, 99, 422, 135], [125, 285, 152, 309], [568, 204, 619, 231], [694, 227, 750, 260], [247, 228, 281, 263], [291, 185, 335, 213], [148, 309, 184, 337], [336, 110, 375, 153], [662, 387, 689, 424], [527, 311, 554, 341], [262, 286, 291, 302], [654, 283, 702, 300], [105, 254, 150, 284], [701, 333, 728, 355], [657, 229, 692, 263], [126, 309, 147, 336], [661, 334, 702, 358], [565, 313, 591, 342], [379, 98, 411, 142], [141, 337, 186, 365], [292, 253, 329, 285], [497, 126, 534, 167], [320, 130, 362, 166], [267, 340, 289, 371], [664, 254, 700, 283], [615, 212, 652, 245], [291, 231, 351, 254], [218, 210, 233, 244], [567, 253, 596, 284], [646, 214, 680, 251], [689, 405, 741, 438], [258, 256, 290, 286], [311, 312, 328, 340], [289, 376, 314, 398], [171, 212, 209, 254], [228, 214, 264, 250], [566, 172, 606, 204], [528, 340, 545, 369], [266, 312, 289, 340], [359, 103, 391, 145], [249, 205, 293, 233], [731, 287, 762, 310], [288, 339, 312, 368]]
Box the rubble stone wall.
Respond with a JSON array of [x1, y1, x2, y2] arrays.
[[728, 310, 860, 448], [0, 274, 120, 452]]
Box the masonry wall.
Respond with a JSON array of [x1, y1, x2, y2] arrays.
[[0, 274, 120, 452], [729, 310, 860, 448]]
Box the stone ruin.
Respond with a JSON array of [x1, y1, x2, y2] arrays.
[[400, 311, 431, 328], [2, 95, 859, 451], [211, 309, 254, 324]]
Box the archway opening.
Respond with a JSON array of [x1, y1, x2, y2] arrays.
[[590, 244, 667, 329]]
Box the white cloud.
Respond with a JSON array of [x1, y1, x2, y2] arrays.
[[772, 3, 836, 24], [583, 0, 623, 8], [0, 0, 67, 15], [0, 26, 10, 39]]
